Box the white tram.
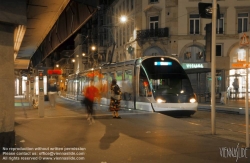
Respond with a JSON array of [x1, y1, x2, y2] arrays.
[[66, 56, 198, 116]]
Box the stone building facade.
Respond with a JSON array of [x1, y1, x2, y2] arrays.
[[98, 0, 250, 102]]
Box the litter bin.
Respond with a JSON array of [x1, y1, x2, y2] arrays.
[[220, 91, 227, 104]]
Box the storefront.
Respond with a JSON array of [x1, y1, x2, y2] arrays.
[[181, 62, 224, 102], [228, 32, 250, 99]]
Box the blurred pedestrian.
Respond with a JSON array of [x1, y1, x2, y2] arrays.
[[232, 77, 239, 100], [48, 79, 58, 109], [227, 86, 231, 99], [110, 79, 122, 119], [82, 79, 99, 125]]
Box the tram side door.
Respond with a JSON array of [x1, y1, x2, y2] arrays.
[[121, 69, 134, 109]]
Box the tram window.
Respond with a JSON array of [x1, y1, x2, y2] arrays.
[[78, 77, 85, 95], [94, 75, 99, 85], [110, 72, 116, 80], [101, 73, 108, 96], [82, 76, 89, 92], [139, 67, 152, 97], [151, 78, 192, 94], [123, 70, 133, 94], [124, 70, 132, 84], [74, 79, 78, 95], [107, 72, 115, 89], [116, 71, 122, 86]]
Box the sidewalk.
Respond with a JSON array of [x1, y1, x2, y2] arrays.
[[14, 94, 147, 119], [198, 98, 249, 114], [11, 96, 250, 163]]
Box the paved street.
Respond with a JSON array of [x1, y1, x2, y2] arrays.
[[4, 96, 249, 163]]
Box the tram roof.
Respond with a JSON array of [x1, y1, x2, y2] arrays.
[[68, 56, 180, 77]]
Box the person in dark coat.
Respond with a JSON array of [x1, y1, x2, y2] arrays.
[[110, 79, 122, 119], [48, 79, 58, 108]]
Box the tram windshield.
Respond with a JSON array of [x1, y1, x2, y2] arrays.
[[141, 57, 193, 96]]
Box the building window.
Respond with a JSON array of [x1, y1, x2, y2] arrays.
[[123, 27, 125, 44], [196, 51, 204, 60], [149, 16, 159, 37], [217, 14, 224, 34], [189, 14, 200, 34], [116, 8, 118, 24], [216, 44, 222, 56], [127, 0, 129, 12], [116, 31, 118, 48], [131, 0, 133, 10], [238, 13, 248, 33], [149, 16, 159, 30], [149, 0, 159, 3], [184, 52, 191, 60], [120, 29, 122, 46], [123, 1, 125, 13], [184, 46, 203, 61], [116, 52, 119, 62], [127, 24, 130, 42], [119, 5, 121, 15], [131, 22, 134, 36]]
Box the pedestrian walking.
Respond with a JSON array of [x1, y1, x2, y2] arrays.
[[110, 79, 122, 119], [48, 79, 58, 109], [82, 79, 99, 125], [232, 77, 239, 100]]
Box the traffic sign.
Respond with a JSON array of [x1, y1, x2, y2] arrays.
[[240, 33, 250, 46], [198, 2, 220, 19], [38, 70, 43, 81]]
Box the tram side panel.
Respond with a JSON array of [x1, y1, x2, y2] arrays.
[[135, 61, 155, 112], [120, 68, 134, 109], [98, 65, 135, 110], [99, 69, 111, 107]]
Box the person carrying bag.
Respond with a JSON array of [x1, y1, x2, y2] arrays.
[[110, 79, 122, 119]]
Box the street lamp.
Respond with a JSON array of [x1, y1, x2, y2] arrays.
[[91, 45, 96, 51], [120, 15, 127, 23]]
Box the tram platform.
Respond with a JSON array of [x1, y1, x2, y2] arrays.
[[6, 95, 250, 162], [198, 98, 250, 114]]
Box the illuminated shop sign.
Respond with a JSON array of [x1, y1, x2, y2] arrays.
[[181, 63, 210, 69], [154, 62, 172, 66], [47, 69, 62, 75]]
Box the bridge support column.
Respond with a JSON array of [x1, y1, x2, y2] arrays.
[[0, 23, 15, 153], [0, 0, 27, 153]]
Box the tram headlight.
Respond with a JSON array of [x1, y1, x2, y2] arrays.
[[157, 98, 166, 103], [189, 98, 196, 103]]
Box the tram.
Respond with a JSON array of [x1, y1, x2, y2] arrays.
[[66, 56, 197, 116]]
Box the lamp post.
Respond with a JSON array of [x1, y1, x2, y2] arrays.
[[246, 46, 249, 148], [198, 0, 220, 135], [239, 32, 250, 148], [211, 0, 217, 135], [240, 45, 250, 148]]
